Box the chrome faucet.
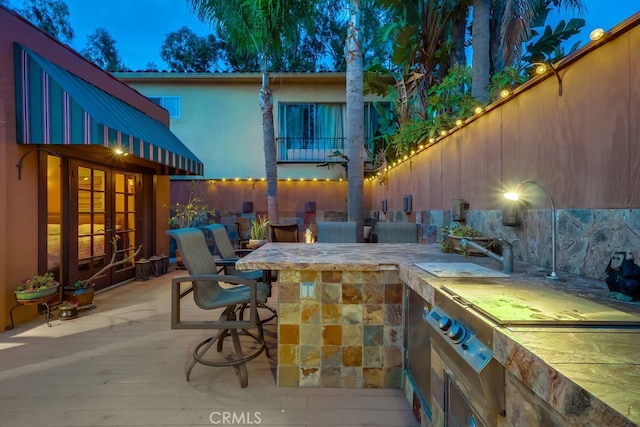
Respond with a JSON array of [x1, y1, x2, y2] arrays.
[[460, 238, 513, 274]]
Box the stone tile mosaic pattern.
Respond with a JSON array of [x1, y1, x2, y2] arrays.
[[277, 269, 404, 388]]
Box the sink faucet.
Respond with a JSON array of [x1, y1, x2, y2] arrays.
[[460, 238, 513, 274]]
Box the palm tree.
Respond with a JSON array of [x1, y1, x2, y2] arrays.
[[471, 0, 584, 101], [186, 0, 317, 223], [346, 0, 364, 242]]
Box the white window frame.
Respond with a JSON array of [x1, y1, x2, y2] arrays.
[[148, 96, 181, 119]]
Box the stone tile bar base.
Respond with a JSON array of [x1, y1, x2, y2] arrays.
[[277, 268, 404, 388]]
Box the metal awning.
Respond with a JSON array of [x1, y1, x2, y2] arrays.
[[14, 43, 203, 175]]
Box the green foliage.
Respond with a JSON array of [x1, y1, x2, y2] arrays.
[[17, 0, 74, 42], [15, 272, 58, 292], [250, 215, 269, 240], [168, 182, 215, 229], [523, 17, 585, 64], [160, 26, 223, 72], [81, 28, 125, 72], [441, 223, 485, 238], [386, 65, 478, 157], [487, 66, 527, 99]]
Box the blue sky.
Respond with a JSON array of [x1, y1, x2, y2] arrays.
[[9, 0, 640, 70]]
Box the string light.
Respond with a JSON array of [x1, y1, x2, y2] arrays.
[[589, 28, 604, 41]]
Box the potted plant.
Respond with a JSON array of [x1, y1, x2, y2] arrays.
[[441, 223, 499, 256], [63, 238, 141, 310], [247, 215, 268, 249], [14, 273, 60, 301], [63, 280, 96, 308]]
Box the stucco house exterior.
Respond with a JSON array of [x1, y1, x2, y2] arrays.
[[0, 6, 202, 330], [115, 71, 388, 181]]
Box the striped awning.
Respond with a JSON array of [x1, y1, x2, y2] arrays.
[[14, 44, 203, 175]]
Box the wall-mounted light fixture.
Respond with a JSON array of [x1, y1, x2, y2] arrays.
[[532, 62, 563, 96], [504, 179, 558, 280], [16, 147, 61, 180], [501, 197, 520, 227], [403, 195, 412, 213], [452, 199, 469, 221]]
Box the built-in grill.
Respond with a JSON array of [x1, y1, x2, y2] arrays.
[[418, 268, 640, 427]]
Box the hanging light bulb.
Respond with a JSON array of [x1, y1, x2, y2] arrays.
[[500, 89, 510, 98], [590, 28, 605, 41]]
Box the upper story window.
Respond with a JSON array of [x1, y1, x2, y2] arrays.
[[277, 102, 388, 162], [148, 96, 181, 118]]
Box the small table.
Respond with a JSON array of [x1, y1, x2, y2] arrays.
[[7, 294, 58, 330]]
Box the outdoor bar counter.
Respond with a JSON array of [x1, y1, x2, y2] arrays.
[[236, 242, 640, 426]]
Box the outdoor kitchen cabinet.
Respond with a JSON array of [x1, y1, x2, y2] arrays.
[[401, 262, 640, 427], [237, 242, 640, 426]]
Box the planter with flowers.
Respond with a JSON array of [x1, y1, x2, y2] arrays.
[[14, 273, 60, 301]]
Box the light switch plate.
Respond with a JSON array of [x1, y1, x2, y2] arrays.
[[300, 282, 316, 298]]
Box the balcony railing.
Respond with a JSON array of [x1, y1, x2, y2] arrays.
[[277, 137, 373, 163]]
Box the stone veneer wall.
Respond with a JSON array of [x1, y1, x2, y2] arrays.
[[409, 208, 640, 282], [276, 269, 404, 388]]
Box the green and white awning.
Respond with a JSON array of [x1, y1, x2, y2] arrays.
[[14, 43, 203, 175]]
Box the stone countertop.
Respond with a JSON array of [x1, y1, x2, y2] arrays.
[[238, 242, 640, 425], [236, 242, 438, 271]]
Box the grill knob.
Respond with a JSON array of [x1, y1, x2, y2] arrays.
[[438, 317, 453, 331], [447, 324, 468, 343]]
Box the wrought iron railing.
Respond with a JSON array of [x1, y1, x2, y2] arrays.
[[277, 137, 373, 163]]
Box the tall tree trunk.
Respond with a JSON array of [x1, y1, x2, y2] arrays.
[[346, 0, 364, 242], [259, 70, 279, 223], [472, 0, 491, 102]]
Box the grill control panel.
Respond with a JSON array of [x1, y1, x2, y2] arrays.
[[424, 306, 494, 373]]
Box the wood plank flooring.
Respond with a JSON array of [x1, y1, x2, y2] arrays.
[[0, 270, 419, 427]]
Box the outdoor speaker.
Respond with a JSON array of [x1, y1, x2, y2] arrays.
[[242, 201, 254, 213], [452, 199, 469, 221], [403, 195, 412, 213]]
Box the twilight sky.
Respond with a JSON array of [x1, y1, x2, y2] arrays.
[[9, 0, 640, 70]]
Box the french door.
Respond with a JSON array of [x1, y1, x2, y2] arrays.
[[71, 161, 140, 291]]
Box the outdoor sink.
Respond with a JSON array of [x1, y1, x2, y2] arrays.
[[415, 262, 510, 278]]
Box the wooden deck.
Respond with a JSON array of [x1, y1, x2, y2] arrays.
[[0, 270, 418, 427]]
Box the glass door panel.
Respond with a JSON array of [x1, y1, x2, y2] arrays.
[[112, 172, 137, 284], [77, 166, 108, 287]]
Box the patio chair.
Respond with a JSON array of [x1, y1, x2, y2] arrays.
[[166, 227, 269, 387], [316, 221, 358, 243], [268, 223, 300, 242], [201, 224, 277, 323], [375, 222, 419, 243]]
